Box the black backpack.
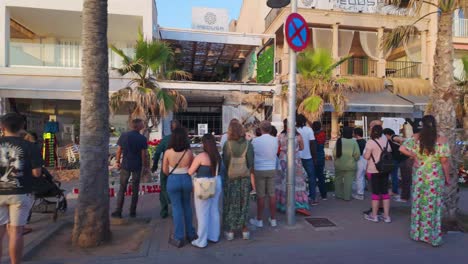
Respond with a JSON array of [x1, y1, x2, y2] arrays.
[[371, 139, 394, 174]]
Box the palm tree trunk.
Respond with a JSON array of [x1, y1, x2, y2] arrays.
[[72, 0, 111, 247], [427, 11, 460, 228]]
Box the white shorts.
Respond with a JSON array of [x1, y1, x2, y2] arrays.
[[0, 194, 33, 226]]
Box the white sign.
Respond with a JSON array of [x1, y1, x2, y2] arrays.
[[298, 0, 386, 14], [198, 124, 208, 136], [192, 7, 229, 32]]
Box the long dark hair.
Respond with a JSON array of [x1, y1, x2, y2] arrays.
[[202, 134, 221, 176], [281, 118, 298, 135], [371, 125, 383, 140], [336, 127, 353, 158], [419, 115, 437, 155], [168, 127, 190, 152]]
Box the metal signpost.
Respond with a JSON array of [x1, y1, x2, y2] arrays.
[[269, 0, 309, 226]]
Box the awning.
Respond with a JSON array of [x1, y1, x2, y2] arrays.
[[387, 78, 432, 96], [344, 90, 415, 113]]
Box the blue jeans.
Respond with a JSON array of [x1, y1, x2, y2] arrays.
[[390, 160, 400, 194], [167, 173, 196, 241], [302, 158, 317, 200], [314, 159, 327, 198]]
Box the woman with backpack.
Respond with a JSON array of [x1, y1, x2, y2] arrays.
[[399, 115, 450, 247], [222, 121, 254, 241], [363, 125, 393, 223]]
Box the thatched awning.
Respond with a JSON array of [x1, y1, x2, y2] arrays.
[[344, 76, 385, 93], [387, 78, 432, 96]]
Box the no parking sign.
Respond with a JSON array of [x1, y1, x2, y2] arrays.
[[285, 13, 310, 52]]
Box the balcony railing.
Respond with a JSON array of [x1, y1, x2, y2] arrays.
[[386, 61, 421, 78], [454, 18, 468, 37], [265, 8, 282, 30], [10, 41, 134, 68], [339, 58, 378, 77]]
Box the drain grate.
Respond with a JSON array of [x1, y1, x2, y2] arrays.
[[305, 217, 336, 228]]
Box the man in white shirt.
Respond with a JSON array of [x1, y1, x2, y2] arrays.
[[250, 121, 279, 228], [296, 114, 318, 205]]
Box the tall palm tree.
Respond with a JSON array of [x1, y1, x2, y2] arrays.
[[295, 49, 351, 121], [72, 0, 111, 247], [383, 0, 464, 227], [110, 33, 189, 135]]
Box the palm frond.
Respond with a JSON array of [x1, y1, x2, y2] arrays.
[[164, 70, 193, 81], [382, 25, 419, 54], [110, 87, 132, 114]]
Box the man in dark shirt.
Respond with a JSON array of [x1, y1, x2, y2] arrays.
[[0, 113, 42, 263], [151, 120, 181, 218], [112, 119, 148, 218]]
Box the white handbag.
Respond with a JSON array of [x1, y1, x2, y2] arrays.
[[193, 164, 218, 200]]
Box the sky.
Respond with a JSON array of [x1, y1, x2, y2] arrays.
[[156, 0, 243, 28]]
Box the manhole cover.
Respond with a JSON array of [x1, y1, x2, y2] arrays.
[[305, 218, 336, 228]]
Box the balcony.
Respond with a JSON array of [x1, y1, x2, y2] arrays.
[[340, 58, 378, 77], [10, 41, 134, 68], [386, 61, 421, 78], [454, 18, 468, 37], [265, 8, 282, 30]]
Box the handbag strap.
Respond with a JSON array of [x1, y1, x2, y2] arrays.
[[169, 150, 187, 175]]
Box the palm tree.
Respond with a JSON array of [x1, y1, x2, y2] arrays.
[[382, 0, 463, 227], [110, 33, 189, 135], [295, 49, 351, 122], [72, 0, 111, 247]]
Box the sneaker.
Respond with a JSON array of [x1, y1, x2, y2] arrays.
[[168, 236, 184, 248], [249, 218, 264, 228], [322, 197, 328, 201], [242, 231, 250, 240], [364, 214, 379, 223], [309, 199, 319, 206], [394, 197, 407, 203], [352, 194, 364, 200], [268, 218, 277, 227], [224, 231, 234, 241], [381, 216, 392, 223], [111, 211, 122, 218], [191, 239, 207, 248]]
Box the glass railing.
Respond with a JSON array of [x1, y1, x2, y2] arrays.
[[454, 18, 468, 37], [9, 41, 134, 68]]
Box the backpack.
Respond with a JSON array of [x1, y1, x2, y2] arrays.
[[370, 139, 394, 174], [227, 141, 250, 179]]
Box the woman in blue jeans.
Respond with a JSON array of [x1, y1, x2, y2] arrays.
[[163, 127, 196, 248]]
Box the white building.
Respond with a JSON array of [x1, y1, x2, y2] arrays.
[[0, 0, 276, 143]]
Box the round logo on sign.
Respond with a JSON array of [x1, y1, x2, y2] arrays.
[[285, 13, 310, 52], [204, 12, 217, 25]]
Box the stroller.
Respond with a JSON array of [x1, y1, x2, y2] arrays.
[[29, 168, 67, 222]]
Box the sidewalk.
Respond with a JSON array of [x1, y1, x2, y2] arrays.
[[15, 181, 468, 264]]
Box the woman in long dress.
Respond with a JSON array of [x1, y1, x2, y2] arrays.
[[400, 115, 451, 246], [275, 119, 310, 213]]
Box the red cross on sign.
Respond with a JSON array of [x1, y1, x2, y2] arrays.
[[285, 13, 310, 52]]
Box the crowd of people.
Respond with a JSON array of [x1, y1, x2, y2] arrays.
[[109, 113, 451, 249]]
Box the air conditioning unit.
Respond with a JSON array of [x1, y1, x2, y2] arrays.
[[298, 0, 315, 9]]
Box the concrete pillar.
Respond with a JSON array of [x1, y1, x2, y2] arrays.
[[377, 27, 386, 78], [142, 0, 156, 40], [332, 23, 339, 60], [331, 24, 340, 137], [420, 30, 429, 79], [0, 5, 10, 67]]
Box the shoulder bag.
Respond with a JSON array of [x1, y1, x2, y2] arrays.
[[193, 162, 218, 200]]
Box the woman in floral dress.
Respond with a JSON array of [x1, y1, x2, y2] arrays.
[[400, 115, 451, 246], [276, 119, 310, 213]]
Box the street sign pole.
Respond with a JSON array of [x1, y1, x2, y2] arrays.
[[286, 0, 297, 226]]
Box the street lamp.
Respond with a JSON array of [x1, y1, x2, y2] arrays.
[[267, 0, 290, 8]]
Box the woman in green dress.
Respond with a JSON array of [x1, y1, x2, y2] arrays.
[[333, 127, 360, 201], [400, 115, 451, 246], [222, 119, 254, 241]]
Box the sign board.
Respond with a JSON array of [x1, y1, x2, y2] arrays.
[[284, 13, 310, 52], [298, 0, 385, 14], [192, 7, 229, 32], [198, 124, 208, 136]]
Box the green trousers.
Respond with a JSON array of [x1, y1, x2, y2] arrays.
[[159, 172, 170, 218], [334, 170, 355, 201]]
